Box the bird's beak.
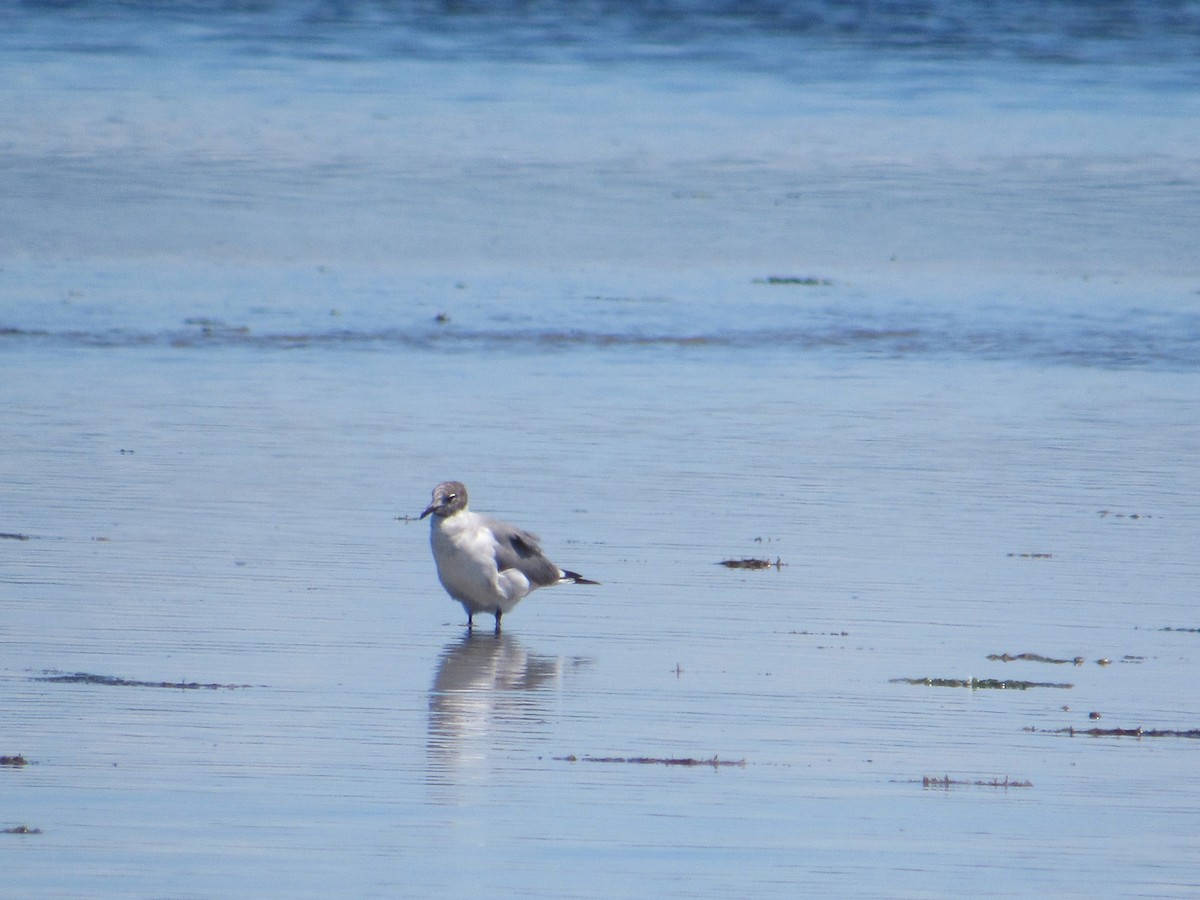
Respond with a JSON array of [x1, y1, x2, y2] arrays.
[[419, 503, 437, 520]]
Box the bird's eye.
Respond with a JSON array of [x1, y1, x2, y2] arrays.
[[446, 493, 456, 501]]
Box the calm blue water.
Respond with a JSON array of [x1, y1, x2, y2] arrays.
[[3, 3, 1200, 897]]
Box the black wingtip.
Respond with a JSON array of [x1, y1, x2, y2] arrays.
[[562, 570, 600, 585]]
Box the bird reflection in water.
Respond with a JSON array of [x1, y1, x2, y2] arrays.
[[427, 632, 589, 790]]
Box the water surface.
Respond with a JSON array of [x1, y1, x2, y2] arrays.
[[2, 3, 1199, 897]]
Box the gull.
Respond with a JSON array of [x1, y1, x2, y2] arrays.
[[419, 481, 599, 633]]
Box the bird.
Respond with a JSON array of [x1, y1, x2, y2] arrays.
[[419, 481, 599, 633]]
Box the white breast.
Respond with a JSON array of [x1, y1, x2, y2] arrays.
[[431, 512, 525, 614]]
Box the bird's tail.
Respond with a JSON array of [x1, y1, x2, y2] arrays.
[[561, 569, 600, 585]]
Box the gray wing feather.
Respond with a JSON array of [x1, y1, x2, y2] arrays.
[[487, 517, 562, 587]]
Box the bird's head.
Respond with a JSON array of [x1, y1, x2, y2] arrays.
[[420, 481, 469, 519]]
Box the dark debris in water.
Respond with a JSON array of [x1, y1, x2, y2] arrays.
[[988, 652, 1086, 666], [1, 755, 29, 767], [33, 671, 251, 690], [789, 630, 850, 637], [1097, 510, 1153, 520], [555, 755, 745, 769], [753, 276, 833, 286], [182, 317, 251, 337], [5, 321, 1198, 370], [891, 676, 1073, 690], [719, 557, 784, 570], [0, 532, 31, 541], [1158, 626, 1200, 633], [1007, 551, 1053, 559], [2, 825, 41, 835], [1027, 726, 1200, 740], [903, 775, 1033, 789]]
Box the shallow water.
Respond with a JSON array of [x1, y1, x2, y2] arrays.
[[5, 346, 1198, 896], [3, 3, 1200, 897]]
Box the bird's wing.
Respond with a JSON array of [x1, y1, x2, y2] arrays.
[[486, 517, 563, 587]]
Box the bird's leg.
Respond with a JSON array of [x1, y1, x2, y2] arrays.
[[466, 611, 474, 631], [493, 609, 502, 635]]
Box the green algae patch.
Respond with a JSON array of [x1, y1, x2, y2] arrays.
[[556, 755, 745, 769], [1027, 726, 1200, 739], [34, 671, 251, 690], [718, 557, 784, 570], [988, 652, 1084, 665], [902, 775, 1033, 789], [891, 676, 1073, 690]]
